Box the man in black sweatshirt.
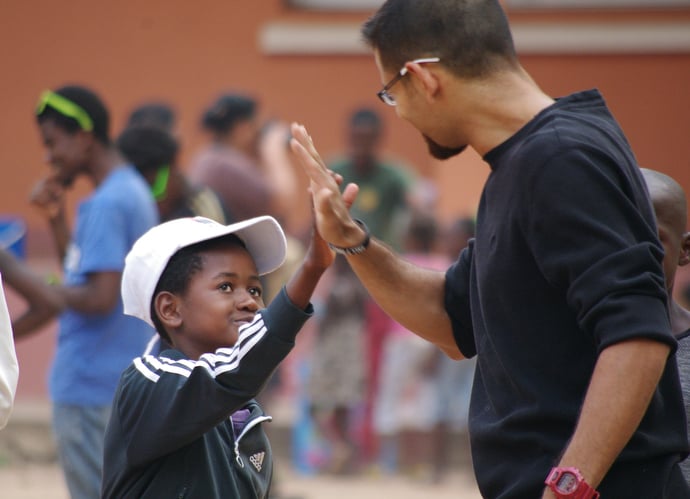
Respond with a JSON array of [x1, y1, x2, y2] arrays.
[[289, 1, 690, 497]]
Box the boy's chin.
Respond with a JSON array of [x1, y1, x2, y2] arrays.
[[223, 330, 240, 348]]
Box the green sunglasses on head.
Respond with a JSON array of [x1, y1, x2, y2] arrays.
[[35, 90, 94, 132]]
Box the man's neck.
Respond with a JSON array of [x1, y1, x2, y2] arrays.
[[455, 69, 555, 157]]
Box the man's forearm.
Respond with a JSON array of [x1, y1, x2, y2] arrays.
[[550, 338, 670, 492]]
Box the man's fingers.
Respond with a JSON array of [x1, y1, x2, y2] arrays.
[[290, 123, 325, 164], [290, 140, 321, 179], [290, 137, 336, 189]]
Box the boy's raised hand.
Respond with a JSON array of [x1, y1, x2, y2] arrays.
[[304, 220, 335, 273]]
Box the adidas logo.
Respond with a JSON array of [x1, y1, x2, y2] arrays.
[[249, 451, 265, 472]]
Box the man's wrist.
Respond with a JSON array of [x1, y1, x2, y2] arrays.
[[328, 219, 370, 255], [545, 467, 599, 499]]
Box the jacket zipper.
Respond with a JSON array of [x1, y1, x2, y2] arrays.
[[233, 415, 272, 467]]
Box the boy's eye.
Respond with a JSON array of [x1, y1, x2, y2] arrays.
[[219, 282, 233, 292], [249, 287, 263, 298]]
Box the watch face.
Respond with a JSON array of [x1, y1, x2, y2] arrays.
[[556, 472, 578, 493]]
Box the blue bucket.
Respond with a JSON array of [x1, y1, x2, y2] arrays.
[[0, 216, 26, 259]]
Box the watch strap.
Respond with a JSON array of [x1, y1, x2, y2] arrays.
[[545, 467, 599, 499], [327, 219, 371, 255]]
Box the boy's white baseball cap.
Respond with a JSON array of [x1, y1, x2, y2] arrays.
[[122, 216, 286, 327]]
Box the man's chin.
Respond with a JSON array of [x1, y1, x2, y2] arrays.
[[424, 135, 467, 160]]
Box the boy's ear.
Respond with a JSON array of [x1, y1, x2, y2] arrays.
[[679, 231, 690, 267], [154, 291, 182, 329]]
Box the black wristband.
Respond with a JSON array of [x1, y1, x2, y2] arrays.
[[328, 219, 371, 255]]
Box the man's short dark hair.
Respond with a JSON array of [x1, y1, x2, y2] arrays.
[[36, 85, 111, 144], [150, 234, 247, 342], [361, 0, 518, 79], [201, 94, 256, 134], [117, 125, 179, 175]]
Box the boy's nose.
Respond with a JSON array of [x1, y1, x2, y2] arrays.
[[236, 290, 259, 310]]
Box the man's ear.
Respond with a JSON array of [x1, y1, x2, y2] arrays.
[[405, 61, 441, 103], [154, 291, 182, 329], [679, 231, 690, 267]]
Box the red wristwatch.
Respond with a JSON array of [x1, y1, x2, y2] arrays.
[[545, 467, 600, 499]]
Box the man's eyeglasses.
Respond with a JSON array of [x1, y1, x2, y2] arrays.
[[377, 57, 441, 106], [35, 91, 94, 132]]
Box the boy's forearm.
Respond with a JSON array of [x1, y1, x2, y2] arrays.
[[284, 260, 327, 310]]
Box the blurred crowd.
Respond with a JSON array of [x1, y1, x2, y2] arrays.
[[0, 84, 476, 496]]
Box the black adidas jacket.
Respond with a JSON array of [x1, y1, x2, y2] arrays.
[[101, 288, 312, 498]]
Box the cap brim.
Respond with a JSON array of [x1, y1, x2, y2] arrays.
[[173, 216, 286, 276], [221, 216, 287, 275]]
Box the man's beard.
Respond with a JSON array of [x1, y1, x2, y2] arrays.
[[424, 135, 467, 160]]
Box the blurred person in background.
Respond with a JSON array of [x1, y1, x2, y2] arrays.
[[372, 211, 446, 479], [426, 216, 477, 482], [188, 93, 297, 222], [328, 107, 415, 464], [641, 167, 690, 485], [125, 101, 177, 133], [329, 107, 412, 252], [306, 255, 368, 475], [0, 85, 158, 499], [117, 124, 229, 224]]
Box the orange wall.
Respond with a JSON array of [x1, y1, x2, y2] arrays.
[[2, 2, 689, 238], [1, 1, 689, 400]]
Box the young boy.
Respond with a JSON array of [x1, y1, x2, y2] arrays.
[[641, 168, 690, 483], [101, 214, 333, 498]]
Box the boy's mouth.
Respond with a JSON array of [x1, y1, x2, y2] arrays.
[[233, 315, 255, 326]]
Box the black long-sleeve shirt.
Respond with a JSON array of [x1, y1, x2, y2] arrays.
[[445, 89, 690, 498]]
